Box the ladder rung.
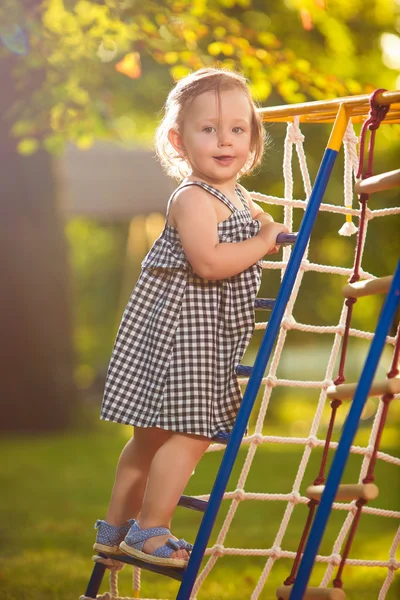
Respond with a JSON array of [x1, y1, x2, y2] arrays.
[[354, 169, 400, 195], [236, 365, 253, 376], [97, 552, 185, 581], [327, 378, 400, 400], [276, 586, 346, 599], [178, 495, 208, 512], [255, 298, 275, 310], [306, 483, 379, 502], [342, 276, 393, 298]]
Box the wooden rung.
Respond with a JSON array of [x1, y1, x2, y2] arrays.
[[354, 169, 400, 195], [276, 585, 346, 599], [327, 378, 400, 400], [342, 276, 393, 298], [306, 483, 379, 502]]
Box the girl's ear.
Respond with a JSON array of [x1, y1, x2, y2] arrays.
[[168, 128, 186, 157]]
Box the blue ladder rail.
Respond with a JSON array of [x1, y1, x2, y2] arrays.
[[177, 105, 350, 599], [289, 259, 400, 599]]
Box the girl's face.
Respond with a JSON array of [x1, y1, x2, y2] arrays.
[[173, 87, 253, 185]]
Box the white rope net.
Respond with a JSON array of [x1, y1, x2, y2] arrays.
[[81, 118, 400, 600]]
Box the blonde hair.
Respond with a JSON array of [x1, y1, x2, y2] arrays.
[[155, 68, 266, 181]]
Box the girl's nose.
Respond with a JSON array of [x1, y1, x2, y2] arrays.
[[217, 131, 232, 146]]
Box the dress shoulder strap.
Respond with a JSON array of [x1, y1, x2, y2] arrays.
[[236, 182, 257, 210], [235, 186, 249, 208]]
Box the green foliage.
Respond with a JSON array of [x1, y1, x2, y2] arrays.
[[0, 0, 399, 152], [65, 218, 128, 387]]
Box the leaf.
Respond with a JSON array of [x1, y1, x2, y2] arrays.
[[11, 119, 36, 136], [75, 134, 94, 149], [170, 65, 191, 80], [42, 0, 67, 34], [248, 79, 271, 101], [208, 41, 222, 56], [242, 11, 271, 32], [17, 138, 39, 155], [213, 26, 227, 39], [74, 0, 98, 24], [115, 52, 141, 79], [164, 51, 179, 64]]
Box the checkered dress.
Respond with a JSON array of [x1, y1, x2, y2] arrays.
[[100, 181, 262, 438]]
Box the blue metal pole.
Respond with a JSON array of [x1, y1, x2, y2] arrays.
[[290, 259, 400, 599], [176, 146, 341, 600]]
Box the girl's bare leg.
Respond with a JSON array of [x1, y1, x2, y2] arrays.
[[138, 432, 211, 559], [105, 426, 172, 526]]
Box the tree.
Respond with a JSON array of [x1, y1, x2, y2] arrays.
[[1, 0, 398, 152], [0, 51, 77, 432]]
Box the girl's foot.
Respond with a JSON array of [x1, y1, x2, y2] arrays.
[[142, 532, 190, 560], [120, 519, 192, 568], [93, 519, 133, 554]]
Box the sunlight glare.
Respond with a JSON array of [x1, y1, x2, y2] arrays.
[[380, 33, 400, 69]]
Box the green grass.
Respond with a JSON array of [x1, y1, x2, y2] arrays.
[[0, 417, 399, 600]]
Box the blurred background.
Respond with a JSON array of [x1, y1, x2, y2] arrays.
[[0, 1, 399, 599]]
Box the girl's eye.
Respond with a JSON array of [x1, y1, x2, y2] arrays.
[[232, 127, 244, 133], [203, 126, 215, 133]]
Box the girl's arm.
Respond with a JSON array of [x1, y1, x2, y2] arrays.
[[237, 184, 280, 254], [236, 183, 273, 222], [172, 186, 287, 281]]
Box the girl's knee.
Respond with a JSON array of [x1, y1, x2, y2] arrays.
[[176, 432, 211, 456], [133, 427, 172, 463]]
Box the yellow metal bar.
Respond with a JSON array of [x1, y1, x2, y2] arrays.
[[327, 104, 349, 151], [258, 91, 400, 123], [266, 109, 400, 124]]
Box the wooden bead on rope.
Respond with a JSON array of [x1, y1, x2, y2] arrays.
[[306, 483, 379, 502], [342, 276, 393, 298], [327, 377, 400, 401], [354, 168, 400, 195], [276, 585, 346, 599]]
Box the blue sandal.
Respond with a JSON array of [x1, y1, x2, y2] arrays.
[[119, 519, 193, 568], [93, 519, 134, 554]]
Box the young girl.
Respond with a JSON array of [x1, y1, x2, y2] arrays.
[[93, 67, 288, 568]]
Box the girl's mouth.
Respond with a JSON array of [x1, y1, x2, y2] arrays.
[[214, 156, 234, 165]]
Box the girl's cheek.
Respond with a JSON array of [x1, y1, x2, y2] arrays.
[[198, 139, 214, 152]]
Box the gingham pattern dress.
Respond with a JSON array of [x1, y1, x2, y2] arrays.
[[100, 181, 262, 438]]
